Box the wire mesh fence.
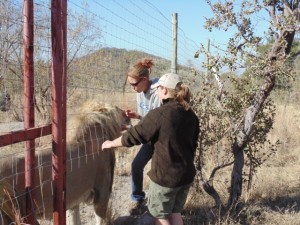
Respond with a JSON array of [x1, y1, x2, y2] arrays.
[[0, 0, 299, 224], [0, 0, 204, 224]]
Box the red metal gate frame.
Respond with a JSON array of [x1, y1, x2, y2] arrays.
[[51, 0, 67, 224], [0, 1, 67, 224]]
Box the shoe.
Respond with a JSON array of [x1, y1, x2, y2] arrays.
[[129, 200, 147, 216]]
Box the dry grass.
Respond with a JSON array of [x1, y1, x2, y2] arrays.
[[180, 103, 300, 225], [68, 91, 136, 111]]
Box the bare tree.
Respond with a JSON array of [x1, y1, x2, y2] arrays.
[[0, 0, 103, 122], [0, 0, 22, 112]]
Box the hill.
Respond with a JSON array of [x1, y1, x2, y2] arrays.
[[68, 47, 203, 92]]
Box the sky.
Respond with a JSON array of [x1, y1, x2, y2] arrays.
[[142, 0, 220, 45], [69, 0, 270, 69], [144, 0, 270, 48], [135, 1, 270, 67]]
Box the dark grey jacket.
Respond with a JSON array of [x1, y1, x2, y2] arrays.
[[121, 99, 199, 188]]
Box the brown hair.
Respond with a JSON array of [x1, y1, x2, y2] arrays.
[[168, 83, 191, 110], [127, 58, 154, 79]]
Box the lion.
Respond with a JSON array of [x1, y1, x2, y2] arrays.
[[0, 100, 130, 225]]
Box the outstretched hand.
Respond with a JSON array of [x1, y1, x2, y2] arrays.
[[102, 140, 113, 150], [102, 136, 122, 150]]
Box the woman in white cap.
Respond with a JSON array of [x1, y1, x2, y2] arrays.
[[102, 73, 199, 225]]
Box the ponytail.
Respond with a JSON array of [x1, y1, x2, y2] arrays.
[[168, 83, 191, 110]]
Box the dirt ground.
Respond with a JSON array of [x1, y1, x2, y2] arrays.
[[79, 174, 154, 225], [37, 174, 154, 225]]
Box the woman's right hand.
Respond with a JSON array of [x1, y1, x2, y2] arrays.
[[102, 140, 113, 150], [125, 110, 140, 119]]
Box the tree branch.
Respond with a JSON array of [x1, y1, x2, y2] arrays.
[[203, 161, 233, 210], [282, 0, 294, 15]]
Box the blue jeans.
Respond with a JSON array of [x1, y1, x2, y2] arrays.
[[131, 143, 153, 202]]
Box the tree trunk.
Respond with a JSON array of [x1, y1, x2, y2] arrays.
[[227, 27, 296, 207], [227, 62, 278, 209], [227, 142, 245, 208]]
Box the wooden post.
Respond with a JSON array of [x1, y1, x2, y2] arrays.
[[23, 0, 36, 224], [171, 13, 178, 74]]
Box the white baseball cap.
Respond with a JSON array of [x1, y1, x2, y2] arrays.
[[154, 73, 182, 89]]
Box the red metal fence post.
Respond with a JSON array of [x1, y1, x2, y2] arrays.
[[51, 0, 67, 224], [23, 0, 36, 224], [62, 0, 67, 147]]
